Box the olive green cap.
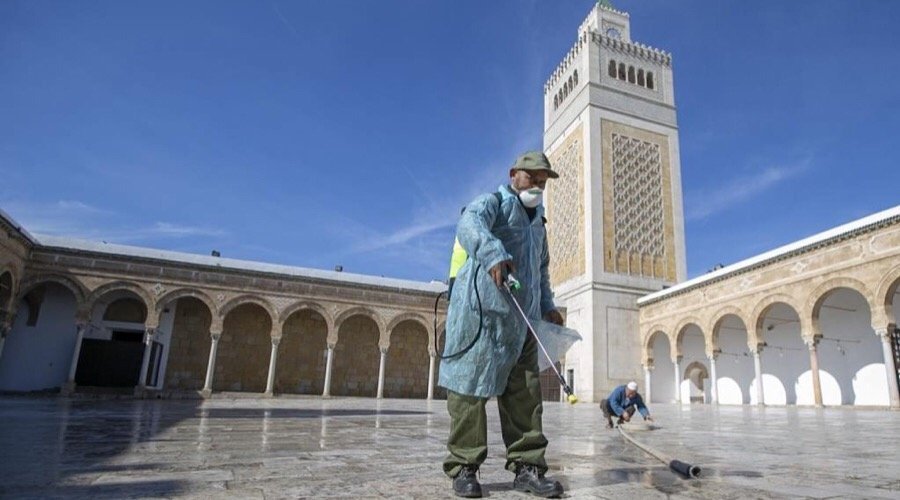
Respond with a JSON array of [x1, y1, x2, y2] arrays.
[[512, 151, 559, 179]]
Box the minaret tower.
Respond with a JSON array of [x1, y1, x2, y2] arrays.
[[543, 1, 686, 402]]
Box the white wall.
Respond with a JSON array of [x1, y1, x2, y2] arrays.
[[0, 284, 77, 391], [649, 332, 674, 403]]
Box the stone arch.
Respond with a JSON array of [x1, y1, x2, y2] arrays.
[[683, 360, 710, 403], [17, 274, 88, 313], [608, 59, 616, 78], [618, 62, 626, 80], [707, 305, 750, 354], [672, 316, 704, 359], [215, 301, 273, 393], [332, 310, 382, 397], [276, 304, 329, 395], [807, 277, 874, 338], [280, 301, 333, 333], [219, 295, 276, 328], [86, 281, 154, 325], [163, 296, 214, 391], [627, 65, 636, 83], [637, 68, 645, 87], [641, 324, 668, 365], [750, 293, 802, 347], [873, 265, 900, 326], [155, 288, 218, 323], [383, 317, 430, 398], [647, 71, 655, 89], [386, 312, 431, 348], [334, 306, 384, 342]]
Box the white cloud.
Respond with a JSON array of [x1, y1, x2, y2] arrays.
[[1, 199, 227, 243], [685, 160, 811, 221]]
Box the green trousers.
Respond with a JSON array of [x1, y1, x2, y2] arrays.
[[443, 333, 548, 478]]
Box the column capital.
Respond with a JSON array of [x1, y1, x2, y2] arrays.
[[327, 342, 336, 350], [145, 326, 158, 337], [643, 363, 654, 372], [750, 342, 766, 354], [804, 336, 820, 349], [379, 346, 389, 355], [271, 336, 281, 347], [706, 349, 721, 360], [873, 326, 896, 341], [210, 330, 222, 341]]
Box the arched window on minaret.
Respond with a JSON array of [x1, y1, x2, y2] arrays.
[[618, 62, 626, 80], [647, 71, 655, 90], [628, 66, 636, 84], [573, 70, 578, 86], [553, 95, 559, 109], [608, 60, 616, 78], [563, 85, 568, 99], [567, 76, 573, 92], [637, 69, 645, 87]]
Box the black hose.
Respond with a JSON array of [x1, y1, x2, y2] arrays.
[[433, 264, 483, 360], [617, 426, 701, 479]]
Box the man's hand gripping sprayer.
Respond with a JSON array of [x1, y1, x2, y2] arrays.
[[503, 274, 578, 405]]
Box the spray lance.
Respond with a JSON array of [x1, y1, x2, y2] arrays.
[[503, 274, 578, 405]]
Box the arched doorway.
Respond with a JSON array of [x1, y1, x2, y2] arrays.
[[676, 324, 707, 403], [276, 308, 328, 395], [683, 361, 709, 404], [384, 319, 429, 398], [214, 303, 272, 393], [76, 291, 149, 388], [332, 315, 380, 397], [0, 282, 78, 391]]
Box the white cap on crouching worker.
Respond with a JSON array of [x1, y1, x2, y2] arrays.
[[626, 381, 638, 391]]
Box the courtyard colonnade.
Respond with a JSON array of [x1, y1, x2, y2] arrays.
[[638, 206, 900, 408], [0, 216, 448, 400]]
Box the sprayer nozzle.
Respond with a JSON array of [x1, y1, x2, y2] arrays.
[[505, 274, 521, 291], [567, 394, 578, 404]]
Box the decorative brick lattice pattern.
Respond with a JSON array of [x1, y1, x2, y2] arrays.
[[601, 120, 676, 280], [611, 133, 664, 261], [547, 124, 585, 286]]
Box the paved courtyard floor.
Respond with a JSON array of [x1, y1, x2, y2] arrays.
[[0, 395, 898, 499]]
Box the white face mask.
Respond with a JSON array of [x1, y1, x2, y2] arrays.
[[518, 187, 543, 208]]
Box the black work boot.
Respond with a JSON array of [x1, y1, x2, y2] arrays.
[[513, 463, 563, 498], [452, 465, 482, 498]]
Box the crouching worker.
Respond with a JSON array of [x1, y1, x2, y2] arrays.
[[439, 152, 565, 499], [600, 381, 653, 429]]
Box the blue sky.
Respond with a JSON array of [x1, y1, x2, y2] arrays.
[[2, 0, 898, 282]]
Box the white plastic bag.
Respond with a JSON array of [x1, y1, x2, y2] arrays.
[[531, 319, 582, 371]]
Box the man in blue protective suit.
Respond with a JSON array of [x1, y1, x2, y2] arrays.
[[600, 381, 653, 429], [439, 151, 565, 499]]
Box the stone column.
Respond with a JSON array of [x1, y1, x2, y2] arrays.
[[643, 364, 652, 403], [376, 347, 388, 399], [202, 331, 222, 396], [875, 327, 900, 409], [264, 336, 281, 396], [805, 337, 823, 407], [709, 352, 719, 405], [322, 343, 335, 397], [137, 327, 157, 390], [427, 352, 436, 401], [753, 346, 765, 406], [673, 356, 682, 404], [63, 322, 88, 394]]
